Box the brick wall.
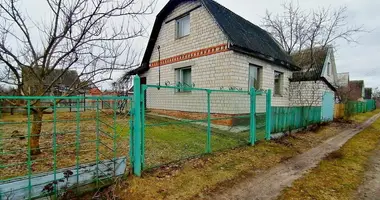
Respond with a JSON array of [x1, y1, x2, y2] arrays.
[[347, 81, 364, 101], [289, 81, 333, 106], [149, 1, 228, 63], [229, 52, 292, 111], [142, 0, 293, 115]]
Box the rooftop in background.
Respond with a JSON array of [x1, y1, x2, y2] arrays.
[[291, 47, 328, 82]]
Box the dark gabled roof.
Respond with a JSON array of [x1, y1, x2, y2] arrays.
[[201, 0, 296, 69], [291, 47, 328, 82], [129, 0, 297, 75]]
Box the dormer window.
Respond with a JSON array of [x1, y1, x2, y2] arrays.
[[176, 15, 190, 38]]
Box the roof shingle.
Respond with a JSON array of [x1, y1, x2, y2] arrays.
[[291, 47, 328, 81]]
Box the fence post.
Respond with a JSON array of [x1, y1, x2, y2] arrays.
[[141, 85, 146, 169], [249, 88, 256, 145], [132, 76, 142, 176], [206, 90, 212, 153], [265, 89, 272, 141]]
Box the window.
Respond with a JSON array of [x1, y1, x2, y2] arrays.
[[327, 62, 331, 76], [175, 67, 192, 92], [248, 64, 261, 90], [274, 71, 283, 96], [176, 15, 190, 38]]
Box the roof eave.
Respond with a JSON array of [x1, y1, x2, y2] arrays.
[[229, 44, 300, 71]]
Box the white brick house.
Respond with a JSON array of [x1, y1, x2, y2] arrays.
[[129, 0, 299, 115], [290, 46, 338, 106]]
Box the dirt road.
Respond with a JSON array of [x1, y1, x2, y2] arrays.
[[356, 143, 380, 199], [203, 113, 380, 200]]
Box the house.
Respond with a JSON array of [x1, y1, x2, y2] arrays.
[[289, 46, 338, 106], [88, 88, 102, 96], [347, 80, 365, 101], [128, 0, 299, 116], [364, 88, 372, 100]]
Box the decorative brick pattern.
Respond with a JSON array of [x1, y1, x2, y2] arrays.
[[149, 44, 229, 68]]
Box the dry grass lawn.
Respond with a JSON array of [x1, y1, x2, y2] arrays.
[[0, 111, 130, 180], [278, 110, 380, 200], [108, 110, 380, 200]]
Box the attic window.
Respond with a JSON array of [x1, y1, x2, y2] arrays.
[[176, 15, 190, 38], [327, 62, 331, 76]]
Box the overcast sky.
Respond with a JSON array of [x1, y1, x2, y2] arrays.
[[141, 0, 380, 89], [7, 0, 380, 89]]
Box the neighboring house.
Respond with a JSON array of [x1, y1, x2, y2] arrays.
[[347, 80, 365, 101], [337, 72, 350, 87], [365, 88, 373, 100], [289, 46, 338, 106], [128, 0, 298, 116], [88, 88, 102, 96]]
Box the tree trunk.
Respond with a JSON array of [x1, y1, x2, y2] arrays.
[[30, 111, 43, 155]]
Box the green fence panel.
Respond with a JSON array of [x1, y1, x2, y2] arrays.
[[138, 84, 271, 169], [0, 95, 131, 199], [365, 99, 376, 111], [271, 106, 322, 133], [345, 100, 375, 117]]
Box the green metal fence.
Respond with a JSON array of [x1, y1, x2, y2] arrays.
[[345, 100, 376, 116], [0, 96, 131, 199], [6, 76, 376, 197], [133, 76, 272, 171], [366, 99, 376, 112], [271, 106, 322, 133]]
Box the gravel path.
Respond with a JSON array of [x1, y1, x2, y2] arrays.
[[202, 113, 380, 200]]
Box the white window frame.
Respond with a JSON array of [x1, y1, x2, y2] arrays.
[[175, 67, 192, 93], [274, 71, 283, 96], [248, 64, 262, 90], [176, 15, 190, 38]]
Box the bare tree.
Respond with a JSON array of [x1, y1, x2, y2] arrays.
[[263, 1, 364, 112], [373, 87, 380, 99], [0, 0, 155, 154], [263, 2, 364, 55]]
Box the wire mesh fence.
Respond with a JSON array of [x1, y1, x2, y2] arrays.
[[140, 84, 268, 169], [0, 96, 131, 199]]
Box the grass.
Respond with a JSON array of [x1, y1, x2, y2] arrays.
[[0, 111, 130, 180], [0, 110, 264, 180], [142, 115, 265, 168], [106, 110, 380, 200], [2, 107, 379, 199], [278, 110, 380, 200], [349, 110, 378, 123]]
